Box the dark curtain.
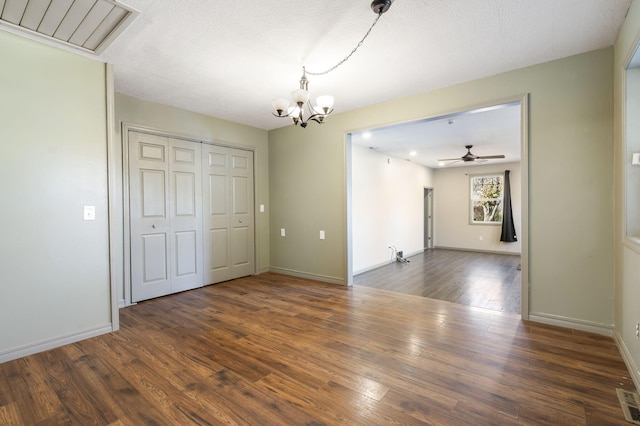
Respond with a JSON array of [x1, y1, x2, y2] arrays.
[[500, 170, 517, 242]]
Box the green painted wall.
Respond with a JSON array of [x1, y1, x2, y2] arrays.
[[0, 30, 111, 358], [269, 47, 614, 329]]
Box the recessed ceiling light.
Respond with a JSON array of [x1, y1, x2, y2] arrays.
[[410, 150, 417, 156], [362, 132, 372, 139]]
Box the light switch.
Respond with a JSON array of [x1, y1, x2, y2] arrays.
[[280, 228, 286, 237], [84, 205, 96, 221], [260, 204, 265, 212], [319, 230, 325, 240]]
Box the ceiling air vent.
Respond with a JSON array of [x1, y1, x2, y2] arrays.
[[0, 0, 138, 55]]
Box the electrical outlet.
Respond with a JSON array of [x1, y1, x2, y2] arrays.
[[83, 205, 96, 221], [280, 228, 286, 237]]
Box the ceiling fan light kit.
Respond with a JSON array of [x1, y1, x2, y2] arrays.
[[272, 0, 395, 128]]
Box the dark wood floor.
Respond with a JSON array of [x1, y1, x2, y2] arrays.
[[0, 273, 634, 425], [354, 249, 521, 314]]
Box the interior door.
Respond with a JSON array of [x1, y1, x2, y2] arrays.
[[129, 132, 204, 302], [129, 132, 172, 302], [202, 144, 255, 284]]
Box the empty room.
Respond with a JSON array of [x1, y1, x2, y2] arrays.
[[2, 0, 640, 424]]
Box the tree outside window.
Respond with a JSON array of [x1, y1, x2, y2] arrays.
[[470, 174, 503, 224]]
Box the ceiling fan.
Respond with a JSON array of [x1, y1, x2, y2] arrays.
[[438, 145, 505, 165]]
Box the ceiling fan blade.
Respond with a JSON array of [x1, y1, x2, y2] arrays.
[[439, 159, 462, 166], [476, 155, 505, 159], [439, 147, 505, 165]]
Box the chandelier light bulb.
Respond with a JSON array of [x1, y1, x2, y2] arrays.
[[272, 98, 290, 116], [316, 95, 334, 112], [291, 88, 309, 105], [289, 105, 302, 118]]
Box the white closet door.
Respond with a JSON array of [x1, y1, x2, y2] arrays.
[[129, 132, 204, 302], [202, 144, 255, 284], [228, 148, 255, 279], [129, 132, 171, 302], [168, 138, 203, 293]]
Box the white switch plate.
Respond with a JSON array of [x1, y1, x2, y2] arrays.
[[84, 205, 96, 221], [319, 230, 325, 240], [260, 204, 265, 212], [280, 228, 285, 237]]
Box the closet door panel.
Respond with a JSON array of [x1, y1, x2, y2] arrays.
[[202, 145, 255, 284], [168, 138, 203, 293], [129, 132, 171, 302]]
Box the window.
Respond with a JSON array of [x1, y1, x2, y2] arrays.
[[470, 174, 503, 224], [626, 66, 640, 242]]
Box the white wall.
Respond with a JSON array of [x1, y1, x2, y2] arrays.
[[434, 162, 521, 254], [0, 31, 112, 361], [352, 145, 434, 273]]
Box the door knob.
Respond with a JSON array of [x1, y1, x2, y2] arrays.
[[152, 224, 156, 228]]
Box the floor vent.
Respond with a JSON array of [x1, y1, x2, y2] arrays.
[[0, 0, 138, 55], [617, 388, 640, 425]]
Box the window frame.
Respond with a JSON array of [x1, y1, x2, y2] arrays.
[[469, 173, 504, 225]]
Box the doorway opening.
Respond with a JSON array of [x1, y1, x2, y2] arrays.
[[347, 95, 529, 318]]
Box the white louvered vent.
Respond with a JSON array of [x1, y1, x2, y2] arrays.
[[0, 0, 137, 55]]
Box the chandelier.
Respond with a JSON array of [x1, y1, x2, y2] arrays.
[[272, 0, 395, 128]]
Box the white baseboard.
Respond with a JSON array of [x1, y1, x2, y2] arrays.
[[269, 267, 345, 286], [354, 259, 394, 276], [434, 246, 521, 256], [528, 313, 613, 336], [614, 330, 640, 391], [118, 299, 126, 308], [354, 249, 425, 276], [0, 324, 113, 364]]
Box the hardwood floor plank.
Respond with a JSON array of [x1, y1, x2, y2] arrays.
[[0, 273, 634, 425], [0, 403, 22, 425], [41, 350, 119, 425], [0, 356, 65, 424]]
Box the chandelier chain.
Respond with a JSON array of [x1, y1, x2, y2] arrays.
[[305, 13, 382, 76]]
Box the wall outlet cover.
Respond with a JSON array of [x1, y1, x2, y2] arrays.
[[83, 205, 96, 221]]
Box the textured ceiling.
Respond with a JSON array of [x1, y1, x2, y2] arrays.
[[97, 0, 631, 131]]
